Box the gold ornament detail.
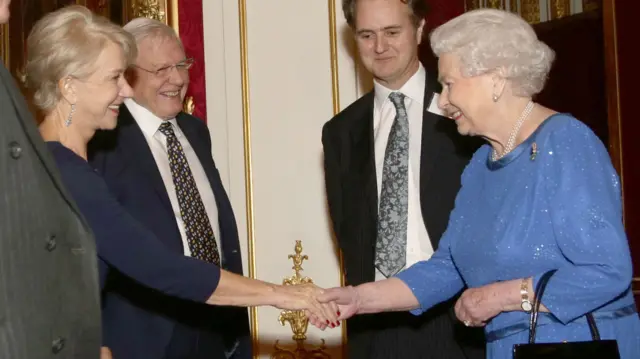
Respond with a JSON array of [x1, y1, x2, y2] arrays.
[[271, 241, 330, 359], [183, 96, 195, 115], [582, 0, 600, 12], [132, 0, 166, 21], [465, 0, 481, 11], [520, 0, 541, 23], [509, 0, 518, 13], [549, 0, 571, 20], [487, 0, 503, 9]]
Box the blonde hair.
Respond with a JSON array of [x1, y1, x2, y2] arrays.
[[24, 5, 137, 112], [430, 8, 555, 97]]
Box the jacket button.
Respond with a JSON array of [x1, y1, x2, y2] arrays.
[[8, 141, 22, 159], [45, 235, 57, 252], [231, 249, 238, 254], [51, 337, 65, 354]]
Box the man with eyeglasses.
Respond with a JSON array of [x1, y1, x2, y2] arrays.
[[88, 17, 251, 359]]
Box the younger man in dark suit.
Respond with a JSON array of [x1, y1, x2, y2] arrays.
[[321, 0, 483, 358], [89, 18, 250, 359]]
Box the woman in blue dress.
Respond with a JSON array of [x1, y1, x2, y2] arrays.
[[316, 8, 640, 358]]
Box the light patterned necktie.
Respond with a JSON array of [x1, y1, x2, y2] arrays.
[[158, 122, 221, 265], [375, 92, 409, 277]]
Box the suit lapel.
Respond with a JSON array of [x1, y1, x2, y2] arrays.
[[177, 115, 242, 271], [349, 93, 379, 257], [419, 73, 445, 191], [118, 106, 173, 213], [176, 115, 212, 185], [176, 115, 224, 217], [419, 71, 448, 249]]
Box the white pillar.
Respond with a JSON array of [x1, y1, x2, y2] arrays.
[[202, 1, 363, 357]]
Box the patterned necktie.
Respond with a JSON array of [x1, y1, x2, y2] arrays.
[[158, 122, 221, 265], [375, 92, 409, 277]]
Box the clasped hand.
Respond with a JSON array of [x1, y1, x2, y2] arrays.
[[454, 281, 507, 327], [275, 283, 361, 330], [282, 281, 509, 330]]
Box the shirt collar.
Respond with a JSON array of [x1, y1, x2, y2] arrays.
[[124, 98, 179, 137], [373, 63, 426, 110]]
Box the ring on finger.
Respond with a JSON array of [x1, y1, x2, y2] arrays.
[[463, 320, 471, 327]]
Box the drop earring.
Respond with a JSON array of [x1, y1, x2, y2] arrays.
[[65, 103, 75, 127]]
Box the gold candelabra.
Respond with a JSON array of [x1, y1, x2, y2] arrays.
[[271, 241, 331, 359]]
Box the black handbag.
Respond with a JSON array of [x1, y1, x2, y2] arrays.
[[512, 270, 621, 358]]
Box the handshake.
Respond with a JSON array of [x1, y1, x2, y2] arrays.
[[271, 283, 360, 330]]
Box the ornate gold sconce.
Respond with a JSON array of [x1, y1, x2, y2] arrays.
[[271, 241, 331, 359], [183, 96, 195, 115], [124, 0, 179, 34], [130, 0, 165, 21]]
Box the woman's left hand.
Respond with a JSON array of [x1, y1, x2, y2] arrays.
[[454, 282, 506, 327]]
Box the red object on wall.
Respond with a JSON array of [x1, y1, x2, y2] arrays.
[[424, 0, 465, 31], [419, 1, 466, 71], [178, 0, 207, 123]]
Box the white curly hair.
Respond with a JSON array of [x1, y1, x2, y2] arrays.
[[430, 8, 555, 97]]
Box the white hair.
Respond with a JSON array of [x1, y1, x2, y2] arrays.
[[430, 8, 555, 97], [123, 17, 182, 49]]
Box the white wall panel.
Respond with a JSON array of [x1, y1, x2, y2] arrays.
[[203, 1, 364, 357]]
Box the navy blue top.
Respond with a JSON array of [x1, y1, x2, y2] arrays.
[[47, 141, 219, 303]]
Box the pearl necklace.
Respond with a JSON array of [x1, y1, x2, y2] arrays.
[[491, 100, 535, 161]]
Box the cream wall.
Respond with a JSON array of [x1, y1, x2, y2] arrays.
[[202, 1, 367, 358]]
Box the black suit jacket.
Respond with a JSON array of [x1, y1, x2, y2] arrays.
[[0, 65, 102, 358], [322, 70, 484, 359], [88, 106, 251, 359]]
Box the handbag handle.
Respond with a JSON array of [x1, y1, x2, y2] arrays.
[[527, 269, 602, 344]]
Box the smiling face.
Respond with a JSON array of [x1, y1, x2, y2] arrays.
[[129, 35, 188, 120], [437, 52, 497, 136], [71, 41, 132, 131], [353, 0, 424, 90]]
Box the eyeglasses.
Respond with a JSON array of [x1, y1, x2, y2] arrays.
[[133, 58, 195, 77]]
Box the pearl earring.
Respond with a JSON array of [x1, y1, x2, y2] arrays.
[[65, 103, 76, 127], [492, 94, 499, 102]]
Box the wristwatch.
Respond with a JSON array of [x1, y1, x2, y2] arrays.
[[520, 278, 533, 312]]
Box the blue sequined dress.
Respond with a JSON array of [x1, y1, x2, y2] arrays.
[[396, 114, 640, 358]]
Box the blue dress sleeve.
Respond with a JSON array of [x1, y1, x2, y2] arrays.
[[58, 150, 220, 303], [394, 153, 479, 315], [533, 117, 633, 323], [395, 233, 464, 315]]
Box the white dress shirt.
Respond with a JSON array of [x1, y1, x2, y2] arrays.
[[373, 64, 434, 281], [125, 99, 222, 256]]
